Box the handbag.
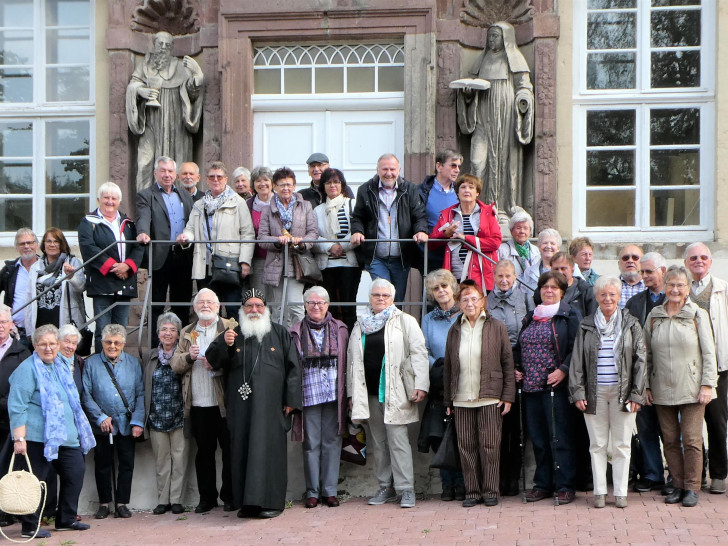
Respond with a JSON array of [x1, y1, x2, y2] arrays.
[[430, 416, 461, 471], [340, 418, 366, 466], [101, 359, 146, 443], [65, 287, 93, 356], [292, 251, 323, 283], [204, 207, 241, 287], [0, 453, 47, 543]]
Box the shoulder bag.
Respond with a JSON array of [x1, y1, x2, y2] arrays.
[[204, 208, 241, 287], [101, 359, 146, 443]]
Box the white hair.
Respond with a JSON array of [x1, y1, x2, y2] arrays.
[[538, 228, 562, 246], [508, 208, 534, 233], [303, 286, 330, 303], [96, 181, 123, 202], [642, 252, 667, 269], [593, 275, 622, 296], [683, 242, 711, 260], [58, 323, 81, 341], [232, 167, 251, 181], [370, 278, 396, 298]]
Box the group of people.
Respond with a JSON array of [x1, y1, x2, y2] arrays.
[[0, 148, 723, 538]]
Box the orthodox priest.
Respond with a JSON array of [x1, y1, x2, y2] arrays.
[[206, 288, 302, 519]]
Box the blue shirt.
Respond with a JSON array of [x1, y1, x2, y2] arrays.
[[421, 309, 459, 367], [425, 179, 458, 231], [82, 352, 145, 436], [158, 184, 186, 241]]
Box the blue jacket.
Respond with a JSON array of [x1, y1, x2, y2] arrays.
[[82, 352, 145, 436]]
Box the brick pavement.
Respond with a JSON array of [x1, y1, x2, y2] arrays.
[[5, 489, 728, 545]]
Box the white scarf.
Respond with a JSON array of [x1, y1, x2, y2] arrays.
[[594, 307, 623, 351], [324, 194, 347, 237]]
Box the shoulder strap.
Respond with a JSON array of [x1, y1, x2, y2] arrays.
[[101, 359, 133, 414]]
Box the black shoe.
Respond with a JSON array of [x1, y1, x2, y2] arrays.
[[152, 504, 171, 515], [665, 487, 684, 504], [171, 504, 185, 514], [194, 502, 217, 514], [94, 505, 110, 519], [682, 490, 699, 507], [503, 480, 519, 497], [115, 505, 132, 518], [21, 528, 51, 539], [0, 514, 14, 527], [223, 503, 238, 512], [55, 521, 90, 531], [258, 509, 282, 519], [237, 506, 261, 518], [634, 478, 665, 493], [453, 484, 466, 501], [440, 487, 454, 502], [484, 497, 498, 507], [462, 498, 480, 508]]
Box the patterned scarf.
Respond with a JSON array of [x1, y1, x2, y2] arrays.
[[301, 313, 338, 369], [32, 352, 95, 460], [431, 303, 459, 321], [514, 241, 531, 260], [359, 304, 396, 335], [203, 186, 233, 215], [324, 194, 346, 236], [38, 254, 67, 287], [158, 344, 177, 366], [274, 194, 296, 231]]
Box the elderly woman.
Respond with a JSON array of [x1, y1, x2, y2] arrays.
[[82, 324, 145, 520], [515, 271, 582, 505], [58, 324, 84, 395], [143, 313, 186, 516], [24, 227, 85, 340], [231, 166, 252, 199], [521, 228, 562, 296], [289, 287, 348, 508], [443, 279, 515, 507], [644, 265, 717, 507], [417, 269, 465, 501], [347, 278, 429, 509], [569, 276, 646, 509], [486, 260, 532, 496], [497, 208, 540, 279], [313, 168, 360, 331], [246, 166, 274, 295], [430, 174, 501, 291], [177, 161, 255, 319], [78, 181, 144, 352], [258, 167, 319, 327], [8, 324, 94, 539]]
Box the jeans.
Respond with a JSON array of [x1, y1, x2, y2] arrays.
[[366, 257, 410, 305], [92, 295, 132, 353], [523, 387, 576, 493]]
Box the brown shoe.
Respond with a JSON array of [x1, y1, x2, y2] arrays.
[[557, 491, 576, 505], [304, 497, 318, 508], [524, 489, 551, 502], [324, 496, 339, 507]]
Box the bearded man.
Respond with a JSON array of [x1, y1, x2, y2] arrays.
[[206, 288, 301, 519], [126, 31, 204, 191]]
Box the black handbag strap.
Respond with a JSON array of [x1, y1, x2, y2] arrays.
[[101, 358, 133, 415], [203, 206, 215, 258]]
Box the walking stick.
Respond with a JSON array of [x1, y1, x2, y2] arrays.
[[516, 366, 527, 504], [109, 433, 117, 510], [547, 367, 559, 506]]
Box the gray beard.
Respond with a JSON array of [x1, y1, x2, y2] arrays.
[[150, 52, 171, 72], [239, 307, 272, 342], [622, 271, 641, 284]]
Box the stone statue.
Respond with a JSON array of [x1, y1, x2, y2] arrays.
[[455, 21, 534, 217], [126, 31, 204, 191]]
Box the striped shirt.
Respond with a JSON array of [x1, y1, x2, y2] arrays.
[[336, 207, 349, 239], [458, 214, 476, 263], [596, 335, 618, 385]]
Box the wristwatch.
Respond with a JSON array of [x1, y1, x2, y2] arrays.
[[13, 437, 25, 443]]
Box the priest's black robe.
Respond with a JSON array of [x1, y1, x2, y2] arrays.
[[206, 322, 302, 511]]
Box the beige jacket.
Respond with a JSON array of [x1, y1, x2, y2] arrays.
[[700, 275, 728, 373], [644, 301, 717, 406], [346, 309, 429, 425]]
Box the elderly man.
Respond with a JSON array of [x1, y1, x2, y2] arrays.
[[136, 156, 195, 345], [350, 153, 429, 303], [179, 161, 203, 202], [549, 252, 597, 318], [0, 228, 40, 348], [625, 252, 667, 493], [206, 288, 301, 519], [82, 324, 145, 520], [684, 242, 728, 495], [170, 288, 233, 513], [618, 245, 645, 309]]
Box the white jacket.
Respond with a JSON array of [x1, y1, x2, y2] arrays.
[[312, 198, 358, 269], [705, 275, 728, 373], [346, 309, 429, 425]]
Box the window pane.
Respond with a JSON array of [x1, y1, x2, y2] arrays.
[[0, 121, 32, 156], [650, 149, 699, 186], [651, 51, 700, 88], [0, 68, 33, 102], [283, 67, 311, 94], [347, 67, 374, 92], [46, 120, 89, 157], [0, 0, 33, 27], [652, 0, 701, 7], [315, 67, 343, 93], [650, 189, 700, 226], [378, 66, 404, 92], [0, 199, 32, 231], [650, 108, 699, 145], [587, 52, 635, 89], [587, 150, 635, 186], [46, 159, 88, 193], [588, 12, 636, 50], [45, 0, 90, 27], [589, 0, 636, 7], [587, 110, 635, 146], [46, 66, 89, 101], [651, 10, 700, 47], [46, 28, 90, 64], [0, 30, 34, 65], [254, 69, 281, 94], [586, 190, 635, 226], [0, 161, 32, 193], [46, 197, 88, 231]]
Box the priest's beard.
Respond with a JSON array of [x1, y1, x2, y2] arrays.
[[150, 51, 172, 72], [239, 307, 272, 342]]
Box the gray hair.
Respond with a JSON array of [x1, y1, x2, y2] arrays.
[[58, 324, 81, 342], [14, 228, 37, 247], [641, 252, 667, 269], [494, 260, 516, 275], [377, 153, 399, 165], [231, 167, 251, 181], [101, 324, 127, 344], [683, 242, 711, 260], [96, 181, 123, 202], [250, 166, 273, 182], [303, 286, 330, 304], [508, 209, 534, 233], [157, 312, 182, 334], [370, 278, 396, 299], [0, 304, 11, 322], [155, 156, 176, 171], [193, 288, 220, 307], [32, 324, 59, 346], [664, 264, 690, 286], [593, 275, 622, 297], [537, 228, 562, 247], [178, 162, 199, 175], [424, 269, 458, 304]]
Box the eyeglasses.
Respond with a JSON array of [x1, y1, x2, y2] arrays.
[[243, 302, 265, 310], [276, 183, 295, 189], [620, 254, 641, 262], [36, 343, 58, 350], [371, 293, 392, 299], [324, 180, 341, 186], [639, 269, 656, 275], [159, 326, 178, 333], [44, 240, 60, 246], [17, 241, 36, 247], [460, 297, 482, 305], [0, 319, 11, 326], [102, 340, 124, 347], [207, 174, 226, 180], [688, 255, 710, 262], [305, 301, 328, 307], [666, 282, 688, 290]]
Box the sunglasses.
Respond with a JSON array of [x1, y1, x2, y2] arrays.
[[688, 255, 710, 262], [620, 254, 640, 262]]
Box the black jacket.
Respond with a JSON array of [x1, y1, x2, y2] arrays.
[[563, 278, 597, 319], [0, 259, 21, 309], [349, 175, 428, 268], [0, 339, 31, 430], [77, 210, 144, 298], [624, 289, 664, 327]]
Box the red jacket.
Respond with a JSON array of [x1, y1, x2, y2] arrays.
[[430, 200, 501, 291]]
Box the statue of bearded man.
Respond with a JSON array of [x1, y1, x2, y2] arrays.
[[126, 31, 204, 191]]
